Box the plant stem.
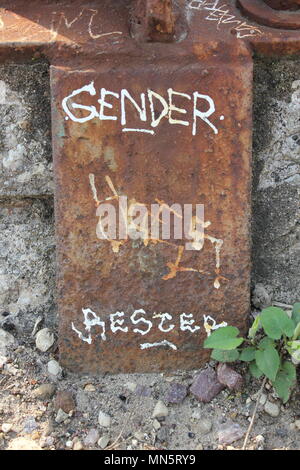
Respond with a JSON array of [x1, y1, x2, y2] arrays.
[[242, 375, 267, 450]]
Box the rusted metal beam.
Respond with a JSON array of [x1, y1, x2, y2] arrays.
[[1, 0, 300, 373]]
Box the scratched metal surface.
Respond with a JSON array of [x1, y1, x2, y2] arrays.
[[1, 0, 300, 373], [51, 50, 253, 373]]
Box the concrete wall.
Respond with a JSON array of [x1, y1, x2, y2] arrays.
[[0, 58, 299, 335]]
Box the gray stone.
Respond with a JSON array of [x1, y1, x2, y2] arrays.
[[35, 328, 54, 352], [33, 383, 56, 400], [98, 435, 110, 449], [84, 429, 100, 447], [166, 382, 187, 404], [54, 390, 76, 413], [55, 408, 69, 424], [218, 421, 246, 445], [47, 359, 62, 377], [264, 401, 280, 417], [190, 368, 225, 403], [23, 417, 38, 434], [217, 364, 244, 391], [152, 401, 169, 419], [98, 411, 111, 427], [252, 284, 272, 309]]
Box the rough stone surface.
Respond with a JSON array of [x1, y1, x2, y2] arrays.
[[190, 368, 225, 403], [0, 199, 56, 333], [0, 63, 52, 197], [0, 328, 15, 353], [217, 364, 244, 391], [84, 428, 99, 447], [47, 359, 62, 377], [253, 58, 300, 304], [165, 382, 187, 404]]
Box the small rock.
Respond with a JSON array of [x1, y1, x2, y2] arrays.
[[156, 425, 169, 443], [153, 419, 161, 430], [252, 284, 272, 309], [35, 328, 54, 352], [84, 428, 99, 446], [294, 420, 300, 430], [166, 382, 187, 404], [47, 359, 62, 377], [98, 434, 110, 449], [264, 401, 280, 417], [33, 383, 56, 400], [125, 382, 137, 392], [23, 417, 38, 434], [218, 421, 246, 445], [254, 434, 265, 450], [7, 437, 42, 450], [98, 411, 111, 427], [190, 368, 224, 403], [55, 408, 69, 424], [217, 364, 244, 391], [152, 400, 169, 419], [132, 439, 138, 446], [73, 440, 84, 451], [0, 328, 15, 353], [2, 423, 12, 433], [66, 440, 73, 448], [198, 418, 212, 435], [54, 390, 76, 413], [133, 431, 145, 441], [84, 384, 96, 392], [135, 384, 152, 397], [195, 443, 203, 450]]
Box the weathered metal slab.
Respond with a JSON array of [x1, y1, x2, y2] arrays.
[[51, 54, 253, 373]]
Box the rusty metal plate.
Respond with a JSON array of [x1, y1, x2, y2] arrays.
[[51, 53, 252, 374]]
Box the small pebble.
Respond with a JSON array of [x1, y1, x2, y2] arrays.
[[153, 419, 161, 430], [54, 390, 76, 413], [84, 428, 99, 446], [264, 401, 280, 417], [55, 408, 69, 424], [98, 435, 110, 449], [98, 411, 111, 427], [218, 421, 246, 445], [73, 440, 83, 451], [35, 328, 54, 352], [1, 423, 12, 433], [166, 382, 187, 404], [152, 400, 169, 419], [47, 360, 62, 377], [84, 384, 96, 392], [33, 383, 56, 400]]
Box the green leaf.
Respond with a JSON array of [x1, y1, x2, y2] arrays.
[[240, 347, 256, 362], [248, 315, 261, 340], [203, 326, 244, 351], [249, 361, 263, 379], [272, 361, 296, 403], [211, 349, 240, 363], [258, 337, 275, 350], [291, 303, 300, 328], [293, 322, 300, 340], [260, 307, 295, 340], [255, 345, 280, 382]]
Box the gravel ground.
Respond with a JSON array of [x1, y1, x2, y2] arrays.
[[0, 327, 300, 451]]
